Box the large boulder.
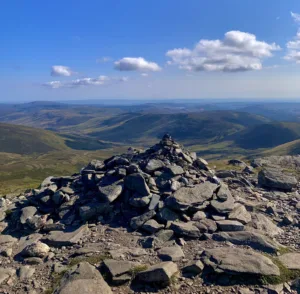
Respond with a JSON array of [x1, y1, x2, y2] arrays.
[[98, 181, 124, 203], [278, 253, 300, 270], [258, 168, 297, 191], [201, 247, 280, 276], [136, 261, 178, 286], [54, 262, 112, 294], [125, 173, 150, 196], [168, 182, 218, 211]]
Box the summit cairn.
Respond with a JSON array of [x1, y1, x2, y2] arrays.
[[1, 134, 300, 293]]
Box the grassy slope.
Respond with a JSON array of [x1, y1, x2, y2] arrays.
[[0, 148, 127, 195], [0, 123, 68, 154]]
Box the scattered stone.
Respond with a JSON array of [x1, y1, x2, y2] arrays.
[[258, 168, 297, 191], [217, 220, 244, 231], [142, 219, 164, 234], [170, 221, 202, 238], [98, 181, 124, 203], [201, 247, 280, 276], [158, 245, 185, 261], [54, 262, 112, 294], [182, 261, 204, 276], [22, 241, 50, 258], [20, 206, 37, 224], [228, 204, 252, 224], [130, 210, 156, 230], [212, 231, 280, 253], [42, 225, 90, 247], [136, 261, 178, 286], [18, 266, 35, 280], [125, 173, 150, 196]]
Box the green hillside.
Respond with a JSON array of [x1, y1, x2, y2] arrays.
[[88, 111, 270, 145], [234, 122, 300, 149], [0, 123, 68, 154]]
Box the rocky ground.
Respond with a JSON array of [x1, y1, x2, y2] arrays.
[[0, 134, 300, 294]]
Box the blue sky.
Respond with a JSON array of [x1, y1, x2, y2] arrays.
[[1, 0, 300, 101]]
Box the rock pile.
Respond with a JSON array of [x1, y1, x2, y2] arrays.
[[0, 134, 300, 293]]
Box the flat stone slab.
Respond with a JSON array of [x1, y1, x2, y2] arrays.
[[278, 253, 300, 270], [136, 261, 178, 286], [258, 168, 297, 191], [212, 231, 280, 253], [103, 259, 138, 277], [54, 262, 112, 294], [158, 245, 185, 261], [42, 225, 90, 247], [201, 247, 280, 276], [228, 204, 252, 224], [217, 220, 244, 232], [170, 182, 218, 210], [170, 221, 202, 238]]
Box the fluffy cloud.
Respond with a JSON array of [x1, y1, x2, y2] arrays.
[[291, 12, 300, 24], [43, 75, 128, 89], [51, 65, 74, 77], [114, 57, 161, 72], [285, 13, 300, 64], [166, 31, 280, 72]]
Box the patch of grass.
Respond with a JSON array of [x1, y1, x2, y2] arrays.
[[260, 257, 300, 285], [129, 265, 148, 278], [68, 254, 110, 267], [43, 270, 67, 294], [170, 272, 179, 285], [277, 247, 292, 255]]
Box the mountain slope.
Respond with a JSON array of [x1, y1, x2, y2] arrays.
[[88, 111, 270, 144], [234, 122, 300, 149], [0, 123, 68, 154]]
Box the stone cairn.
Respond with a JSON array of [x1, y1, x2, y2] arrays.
[[11, 134, 246, 236]]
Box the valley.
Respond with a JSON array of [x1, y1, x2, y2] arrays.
[[1, 100, 300, 195]]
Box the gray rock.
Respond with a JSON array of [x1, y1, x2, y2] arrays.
[[0, 235, 17, 256], [130, 210, 156, 230], [278, 253, 300, 270], [169, 182, 218, 211], [20, 206, 37, 224], [145, 159, 165, 173], [148, 194, 160, 210], [98, 181, 124, 203], [129, 194, 151, 208], [155, 230, 174, 242], [217, 220, 244, 231], [182, 261, 204, 276], [26, 215, 45, 230], [18, 265, 35, 280], [192, 211, 207, 221], [52, 191, 66, 206], [79, 202, 108, 221], [0, 268, 16, 285], [212, 231, 280, 253], [103, 259, 137, 277], [194, 158, 209, 170], [165, 165, 184, 176], [125, 173, 150, 196], [158, 245, 184, 261], [42, 225, 90, 247], [195, 219, 217, 233], [157, 207, 179, 223], [228, 204, 252, 224], [142, 219, 164, 234], [22, 241, 50, 258], [136, 261, 178, 286], [201, 247, 280, 276], [248, 213, 283, 237], [170, 221, 202, 238], [228, 159, 246, 167], [54, 262, 112, 294], [211, 188, 235, 215], [258, 169, 297, 191]]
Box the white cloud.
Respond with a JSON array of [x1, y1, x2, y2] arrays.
[[43, 75, 128, 89], [285, 13, 300, 63], [141, 73, 149, 77], [114, 57, 161, 72], [96, 57, 112, 63], [51, 65, 74, 77], [166, 31, 280, 72], [291, 12, 300, 24]]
